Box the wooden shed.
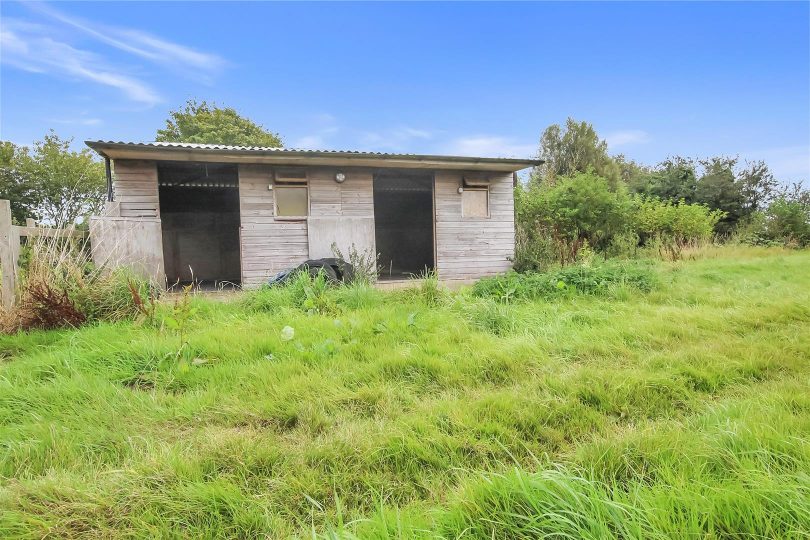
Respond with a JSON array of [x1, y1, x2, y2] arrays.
[[85, 141, 540, 287]]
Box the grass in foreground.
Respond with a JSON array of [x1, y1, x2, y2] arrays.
[[0, 246, 808, 538]]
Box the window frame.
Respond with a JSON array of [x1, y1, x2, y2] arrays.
[[273, 168, 309, 220], [461, 186, 490, 219]]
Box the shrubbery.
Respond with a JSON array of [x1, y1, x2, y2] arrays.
[[735, 196, 810, 247], [515, 170, 725, 270], [1, 236, 153, 333]]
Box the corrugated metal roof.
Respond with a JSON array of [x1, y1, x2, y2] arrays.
[[85, 140, 543, 170]]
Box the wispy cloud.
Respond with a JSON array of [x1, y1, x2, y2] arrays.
[[291, 114, 434, 151], [50, 116, 103, 126], [26, 2, 226, 81], [1, 20, 162, 105], [446, 135, 536, 158], [604, 129, 651, 148]]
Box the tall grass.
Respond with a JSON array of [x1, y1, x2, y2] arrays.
[[0, 246, 808, 538], [0, 234, 152, 333]]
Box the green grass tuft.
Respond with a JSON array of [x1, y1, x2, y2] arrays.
[[0, 246, 808, 538]]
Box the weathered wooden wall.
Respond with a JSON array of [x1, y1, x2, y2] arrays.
[[434, 172, 515, 280], [112, 160, 160, 218], [238, 166, 376, 286], [238, 165, 308, 286], [104, 161, 516, 288]]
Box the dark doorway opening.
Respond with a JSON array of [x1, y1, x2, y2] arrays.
[[158, 162, 241, 288], [373, 171, 434, 279]]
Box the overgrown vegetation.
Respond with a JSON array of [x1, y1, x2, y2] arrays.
[[472, 260, 657, 303], [0, 235, 152, 333], [514, 170, 724, 270], [0, 247, 808, 538], [514, 118, 810, 270]]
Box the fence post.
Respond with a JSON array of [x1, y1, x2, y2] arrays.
[[0, 200, 14, 308]]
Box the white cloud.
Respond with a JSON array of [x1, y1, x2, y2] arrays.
[[292, 116, 433, 152], [50, 117, 103, 126], [1, 21, 162, 105], [604, 129, 651, 148], [446, 135, 536, 158], [292, 135, 328, 149], [741, 145, 810, 182], [25, 2, 226, 80]]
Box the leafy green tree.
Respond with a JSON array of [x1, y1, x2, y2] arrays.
[[694, 157, 746, 234], [533, 118, 621, 188], [0, 141, 39, 224], [156, 99, 283, 147], [737, 160, 778, 214], [614, 154, 654, 194], [643, 157, 699, 203], [0, 133, 105, 226]]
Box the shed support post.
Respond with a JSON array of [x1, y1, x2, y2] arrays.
[[0, 200, 14, 308]]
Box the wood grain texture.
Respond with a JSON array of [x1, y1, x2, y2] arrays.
[[434, 171, 514, 280], [112, 160, 160, 218], [238, 164, 308, 286]]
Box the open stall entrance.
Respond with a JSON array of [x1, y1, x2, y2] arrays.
[[158, 162, 241, 288], [373, 171, 434, 279]]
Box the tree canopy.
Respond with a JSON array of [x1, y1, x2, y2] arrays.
[[156, 100, 283, 147], [0, 132, 105, 226], [533, 118, 621, 188]]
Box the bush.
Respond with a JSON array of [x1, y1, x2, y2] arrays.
[[734, 196, 810, 248], [764, 197, 810, 247], [515, 171, 631, 270], [1, 235, 152, 333], [630, 196, 724, 259], [471, 261, 657, 303]]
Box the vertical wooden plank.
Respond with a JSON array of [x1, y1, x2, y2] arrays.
[[434, 172, 515, 280], [0, 200, 14, 308]]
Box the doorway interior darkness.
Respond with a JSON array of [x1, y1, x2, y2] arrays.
[[373, 171, 434, 280], [158, 161, 241, 288]]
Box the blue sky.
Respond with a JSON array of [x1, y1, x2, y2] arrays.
[[1, 1, 809, 181]]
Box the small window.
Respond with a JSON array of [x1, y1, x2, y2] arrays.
[[275, 185, 309, 217], [462, 188, 489, 218]]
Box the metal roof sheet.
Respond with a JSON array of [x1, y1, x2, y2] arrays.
[[84, 140, 543, 171]]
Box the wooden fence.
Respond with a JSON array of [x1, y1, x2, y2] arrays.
[[0, 199, 87, 308]]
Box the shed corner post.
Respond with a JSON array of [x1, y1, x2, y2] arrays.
[[0, 200, 15, 308]]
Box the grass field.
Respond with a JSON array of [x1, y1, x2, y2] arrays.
[[1, 246, 809, 539]]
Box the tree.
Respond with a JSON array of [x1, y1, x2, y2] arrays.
[[737, 160, 778, 214], [645, 157, 699, 203], [1, 133, 105, 227], [694, 157, 746, 234], [533, 118, 621, 188], [156, 100, 283, 147], [0, 141, 39, 224]]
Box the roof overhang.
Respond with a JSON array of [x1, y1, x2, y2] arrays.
[[85, 141, 543, 172]]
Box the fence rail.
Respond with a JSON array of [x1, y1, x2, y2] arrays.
[[0, 199, 87, 308]]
